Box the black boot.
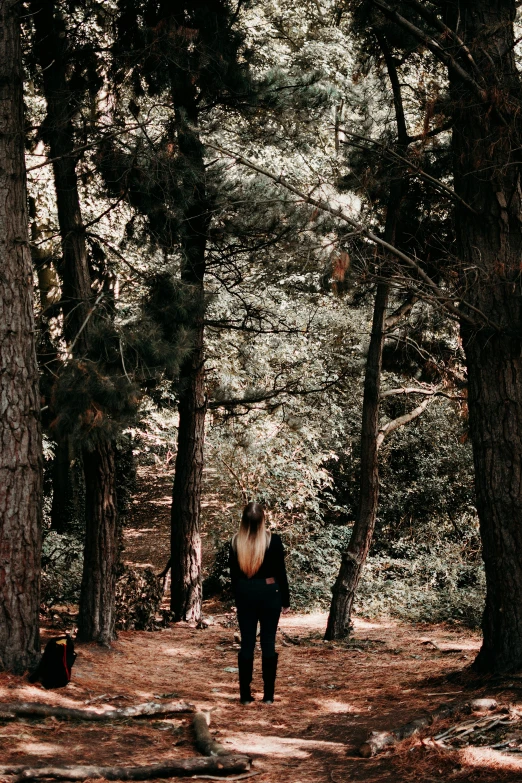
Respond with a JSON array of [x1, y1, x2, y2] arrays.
[[238, 654, 254, 705], [262, 653, 278, 704]]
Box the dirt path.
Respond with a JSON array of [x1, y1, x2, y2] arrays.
[[5, 466, 519, 782], [1, 614, 522, 783]]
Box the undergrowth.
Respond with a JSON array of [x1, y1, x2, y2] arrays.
[[204, 522, 485, 628]]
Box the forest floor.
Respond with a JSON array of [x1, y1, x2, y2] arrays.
[[2, 466, 522, 783]]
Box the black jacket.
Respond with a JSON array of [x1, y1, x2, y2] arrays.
[[229, 533, 290, 608]]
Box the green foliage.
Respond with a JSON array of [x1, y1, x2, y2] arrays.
[[41, 531, 84, 610], [115, 565, 165, 631], [124, 273, 204, 383], [203, 543, 231, 598], [285, 522, 351, 609], [50, 360, 139, 450], [357, 541, 485, 629]]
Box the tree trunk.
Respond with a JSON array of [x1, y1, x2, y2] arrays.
[[325, 35, 407, 640], [0, 0, 43, 673], [31, 0, 121, 642], [324, 281, 389, 639], [50, 437, 85, 534], [77, 441, 119, 645], [30, 0, 91, 534], [443, 1, 522, 673], [169, 88, 209, 623], [30, 0, 93, 351], [170, 321, 206, 622]]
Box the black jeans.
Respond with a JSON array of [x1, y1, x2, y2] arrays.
[[235, 578, 282, 658]]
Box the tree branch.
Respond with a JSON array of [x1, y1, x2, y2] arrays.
[[209, 374, 346, 411], [86, 232, 149, 280], [369, 0, 487, 103], [218, 458, 249, 504], [403, 0, 485, 84], [377, 394, 435, 449], [26, 122, 152, 173], [374, 30, 410, 146], [339, 131, 478, 214], [205, 141, 485, 329], [384, 293, 418, 329], [381, 386, 463, 400]]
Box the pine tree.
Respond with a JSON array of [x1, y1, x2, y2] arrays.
[[332, 0, 522, 672], [29, 0, 100, 534], [0, 0, 43, 673], [29, 0, 131, 644], [103, 0, 256, 621]]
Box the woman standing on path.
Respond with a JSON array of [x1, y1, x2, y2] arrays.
[[229, 502, 290, 704]]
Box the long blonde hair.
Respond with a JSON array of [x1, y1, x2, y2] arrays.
[[232, 502, 270, 577]]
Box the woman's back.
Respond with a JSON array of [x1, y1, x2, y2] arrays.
[[229, 532, 290, 608]]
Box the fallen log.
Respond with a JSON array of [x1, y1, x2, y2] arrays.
[[0, 700, 194, 723], [2, 755, 250, 782], [359, 701, 464, 757], [190, 773, 261, 781], [192, 712, 228, 757]]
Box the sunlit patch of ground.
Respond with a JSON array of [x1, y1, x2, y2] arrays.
[[460, 746, 522, 770], [1, 612, 516, 783], [223, 730, 346, 758], [1, 466, 516, 782]]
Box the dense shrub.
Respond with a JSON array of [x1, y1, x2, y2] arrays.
[[115, 565, 165, 630], [41, 531, 84, 610]]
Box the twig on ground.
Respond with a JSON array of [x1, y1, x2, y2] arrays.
[[279, 631, 300, 646], [360, 701, 464, 757]]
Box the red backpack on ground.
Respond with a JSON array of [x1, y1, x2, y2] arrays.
[[28, 635, 76, 689]]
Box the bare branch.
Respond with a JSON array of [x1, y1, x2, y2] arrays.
[[381, 386, 463, 400], [208, 374, 346, 411], [407, 120, 453, 142], [204, 319, 305, 336], [26, 122, 152, 173], [384, 294, 418, 329], [369, 0, 487, 102], [339, 131, 478, 214], [377, 394, 435, 449], [66, 292, 105, 358], [86, 232, 149, 281], [403, 0, 485, 84], [219, 458, 248, 504]]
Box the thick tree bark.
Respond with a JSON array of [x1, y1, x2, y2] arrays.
[[169, 82, 209, 623], [443, 1, 522, 673], [77, 441, 119, 645], [0, 0, 43, 674]]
